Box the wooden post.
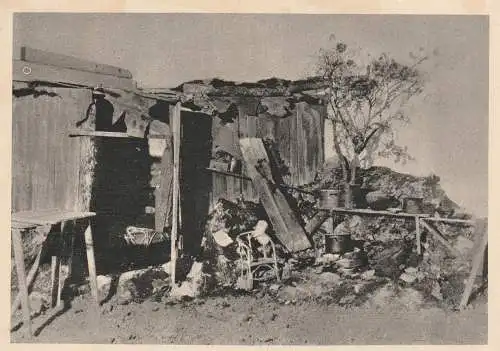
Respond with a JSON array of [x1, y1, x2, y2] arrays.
[[75, 128, 99, 308], [415, 216, 422, 255], [64, 220, 77, 300], [83, 220, 99, 305], [170, 102, 181, 285], [459, 221, 488, 310], [50, 222, 64, 307], [56, 221, 66, 307], [50, 245, 61, 308], [11, 228, 32, 338], [154, 129, 173, 232], [11, 247, 42, 315]]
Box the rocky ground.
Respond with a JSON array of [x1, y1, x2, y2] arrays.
[[12, 284, 487, 345], [11, 167, 487, 344], [11, 260, 487, 345]]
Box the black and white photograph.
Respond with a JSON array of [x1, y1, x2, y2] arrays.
[[10, 12, 488, 344]]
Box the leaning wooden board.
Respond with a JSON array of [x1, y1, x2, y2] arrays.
[[239, 138, 311, 252]]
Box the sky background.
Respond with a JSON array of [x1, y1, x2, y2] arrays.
[[13, 13, 489, 217]]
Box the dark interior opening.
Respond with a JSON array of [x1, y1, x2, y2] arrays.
[[83, 107, 213, 275], [180, 111, 213, 258]]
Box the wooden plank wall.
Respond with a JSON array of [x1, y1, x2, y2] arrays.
[[209, 97, 325, 210], [12, 85, 92, 213]]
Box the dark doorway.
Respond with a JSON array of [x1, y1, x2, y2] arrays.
[[180, 111, 213, 257]]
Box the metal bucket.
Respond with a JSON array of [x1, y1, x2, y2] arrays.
[[403, 197, 423, 214], [324, 234, 352, 254], [319, 189, 340, 209]]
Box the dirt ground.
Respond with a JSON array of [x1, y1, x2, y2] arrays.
[[11, 288, 487, 345]]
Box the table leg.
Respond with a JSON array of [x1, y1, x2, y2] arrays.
[[50, 255, 60, 308], [11, 247, 42, 315], [64, 220, 77, 296], [12, 228, 32, 338], [83, 219, 98, 306], [56, 221, 67, 307], [50, 223, 62, 308]]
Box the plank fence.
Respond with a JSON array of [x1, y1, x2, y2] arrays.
[[209, 98, 326, 209]]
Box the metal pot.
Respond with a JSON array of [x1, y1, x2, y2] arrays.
[[324, 234, 352, 254], [318, 189, 340, 209], [403, 197, 423, 214]]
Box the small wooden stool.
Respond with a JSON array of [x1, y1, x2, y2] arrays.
[[11, 209, 98, 337]]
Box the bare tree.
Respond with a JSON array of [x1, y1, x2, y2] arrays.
[[317, 36, 427, 207]]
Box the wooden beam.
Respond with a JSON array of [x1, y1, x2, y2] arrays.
[[170, 102, 182, 285], [459, 221, 488, 310], [68, 130, 141, 138], [416, 217, 422, 255], [83, 220, 99, 306], [11, 247, 42, 315], [420, 217, 475, 225], [304, 211, 330, 237], [19, 46, 133, 79], [13, 60, 136, 91], [148, 134, 170, 140], [239, 138, 311, 252], [420, 220, 461, 257], [324, 207, 429, 219]]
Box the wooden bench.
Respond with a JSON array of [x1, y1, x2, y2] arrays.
[[11, 209, 98, 337]]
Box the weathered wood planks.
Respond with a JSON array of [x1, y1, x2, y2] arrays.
[[12, 87, 91, 213], [154, 127, 173, 232], [239, 138, 311, 252], [18, 46, 133, 78], [170, 102, 182, 284], [13, 60, 135, 90]]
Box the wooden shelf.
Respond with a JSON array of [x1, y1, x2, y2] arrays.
[[69, 130, 170, 140], [323, 207, 474, 224], [68, 130, 141, 138], [323, 207, 430, 219]]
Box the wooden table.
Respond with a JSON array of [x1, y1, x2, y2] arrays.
[[11, 209, 97, 337], [322, 207, 474, 255], [321, 207, 428, 253], [321, 207, 484, 309]]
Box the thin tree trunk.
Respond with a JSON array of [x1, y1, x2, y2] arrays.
[[331, 118, 352, 208]]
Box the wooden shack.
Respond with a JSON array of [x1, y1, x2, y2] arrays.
[[12, 48, 328, 274], [12, 47, 185, 273], [162, 78, 328, 209]]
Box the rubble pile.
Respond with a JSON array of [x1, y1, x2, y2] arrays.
[[20, 166, 481, 314]]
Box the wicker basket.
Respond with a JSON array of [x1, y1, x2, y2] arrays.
[[124, 226, 169, 247]]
